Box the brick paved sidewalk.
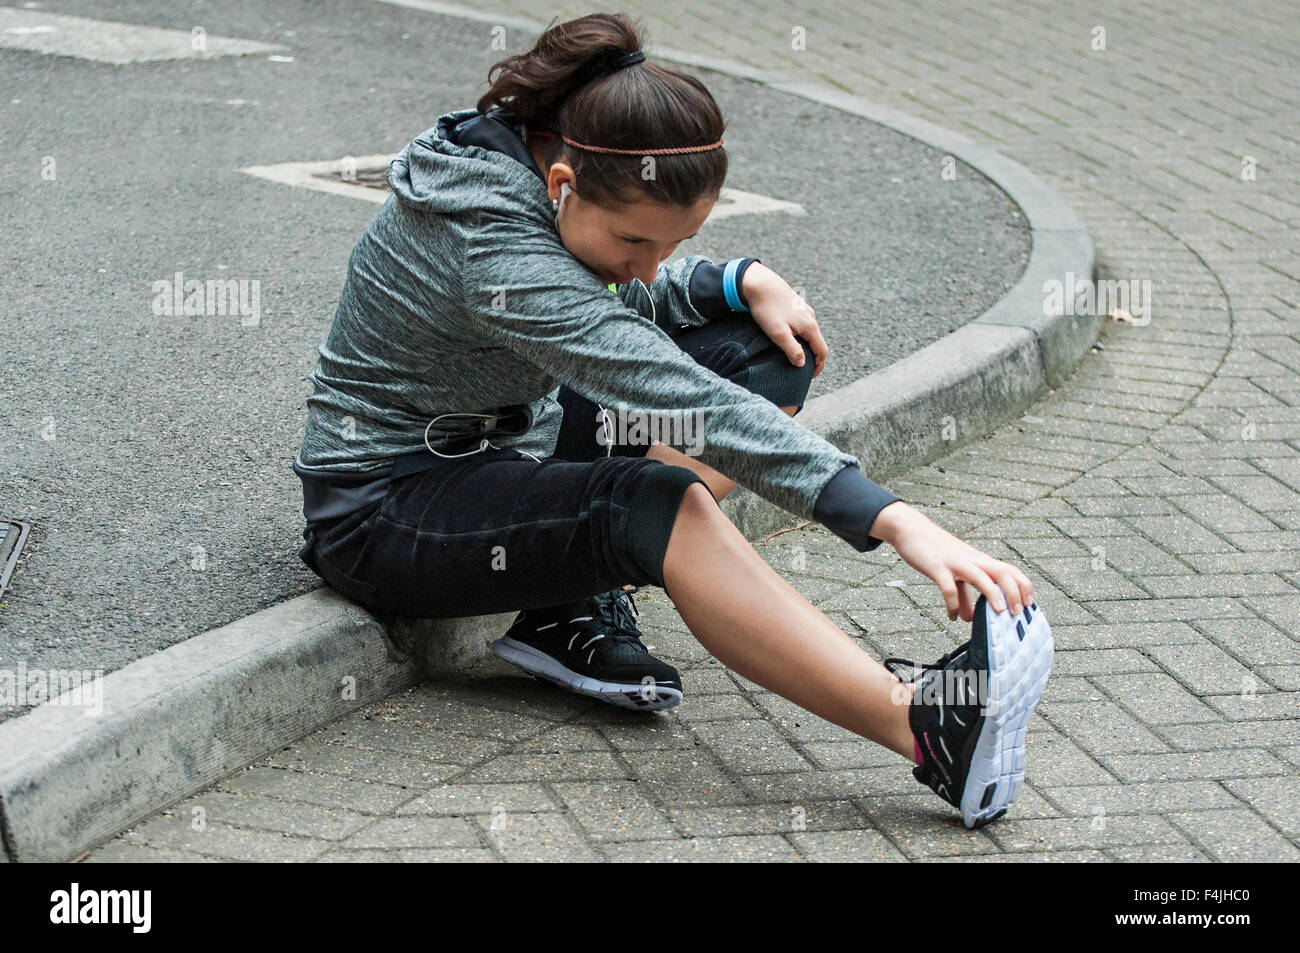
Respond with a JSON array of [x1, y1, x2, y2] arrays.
[[85, 0, 1298, 861]]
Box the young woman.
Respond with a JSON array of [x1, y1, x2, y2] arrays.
[[293, 13, 1054, 829]]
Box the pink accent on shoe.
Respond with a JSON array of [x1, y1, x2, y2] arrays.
[[922, 731, 939, 763], [913, 737, 924, 765]]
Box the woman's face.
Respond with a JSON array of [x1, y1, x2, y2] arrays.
[[541, 159, 715, 288]]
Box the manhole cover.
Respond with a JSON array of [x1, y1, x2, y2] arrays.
[[316, 167, 392, 192], [0, 520, 30, 601]]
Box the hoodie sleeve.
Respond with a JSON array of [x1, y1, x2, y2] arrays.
[[461, 212, 902, 551], [617, 256, 759, 333]]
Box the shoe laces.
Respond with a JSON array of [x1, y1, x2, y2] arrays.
[[884, 641, 970, 683], [590, 586, 646, 649]]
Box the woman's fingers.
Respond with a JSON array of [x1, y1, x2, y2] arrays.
[[784, 332, 808, 367]]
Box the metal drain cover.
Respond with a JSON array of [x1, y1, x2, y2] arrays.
[[0, 520, 30, 601]]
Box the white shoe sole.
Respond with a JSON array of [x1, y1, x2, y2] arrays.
[[960, 598, 1055, 828], [492, 636, 684, 712]]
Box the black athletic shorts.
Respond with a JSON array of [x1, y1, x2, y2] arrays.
[[299, 313, 816, 620]]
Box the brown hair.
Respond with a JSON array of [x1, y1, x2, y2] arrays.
[[477, 12, 727, 210]]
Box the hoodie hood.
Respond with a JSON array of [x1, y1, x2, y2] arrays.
[[385, 106, 554, 226]]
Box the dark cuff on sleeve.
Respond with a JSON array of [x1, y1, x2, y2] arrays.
[[812, 463, 904, 553], [688, 258, 761, 318]]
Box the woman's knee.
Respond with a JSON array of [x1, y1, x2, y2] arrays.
[[679, 478, 721, 516], [741, 338, 816, 414]]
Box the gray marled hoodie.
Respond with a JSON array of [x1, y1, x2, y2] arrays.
[[293, 106, 902, 551]]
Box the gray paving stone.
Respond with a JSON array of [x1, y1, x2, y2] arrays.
[[673, 693, 763, 721], [1023, 727, 1120, 786], [1129, 514, 1236, 552], [1091, 672, 1221, 724], [1050, 516, 1146, 538], [1226, 530, 1300, 550], [1157, 718, 1300, 750], [1165, 808, 1300, 861], [1105, 843, 1214, 862], [216, 766, 414, 815], [1039, 700, 1173, 755], [667, 799, 870, 838], [598, 720, 703, 751], [1041, 676, 1105, 704], [1039, 781, 1238, 816], [1071, 496, 1177, 517], [1149, 642, 1259, 694], [1259, 665, 1300, 690], [82, 840, 225, 863], [982, 814, 1187, 851], [749, 691, 870, 744], [552, 780, 678, 842], [341, 815, 483, 850], [1086, 597, 1254, 622], [791, 828, 909, 862], [1204, 691, 1299, 720], [359, 694, 558, 742], [942, 850, 1111, 862], [1049, 620, 1205, 650], [457, 750, 629, 784], [855, 794, 1001, 857], [1141, 572, 1294, 597], [124, 816, 334, 862], [690, 719, 818, 774], [510, 724, 616, 753], [1272, 745, 1300, 768], [266, 740, 459, 788], [603, 835, 802, 862], [477, 812, 601, 862], [396, 782, 559, 817], [314, 849, 404, 863], [617, 749, 753, 807], [803, 740, 911, 770], [1104, 748, 1290, 782], [396, 847, 499, 862], [1242, 593, 1300, 633], [178, 790, 374, 841], [314, 720, 510, 765], [1053, 649, 1160, 677], [1024, 556, 1150, 600], [1221, 775, 1300, 838], [740, 766, 919, 803]]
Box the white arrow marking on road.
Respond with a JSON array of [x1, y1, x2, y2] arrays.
[[0, 8, 286, 64]]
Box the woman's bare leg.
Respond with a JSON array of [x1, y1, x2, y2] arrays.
[[660, 481, 916, 760], [645, 404, 799, 501]]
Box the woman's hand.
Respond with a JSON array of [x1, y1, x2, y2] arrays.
[[870, 501, 1035, 623], [741, 263, 829, 379]]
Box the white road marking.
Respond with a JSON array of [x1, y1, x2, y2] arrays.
[[0, 8, 285, 64], [238, 154, 403, 203], [239, 154, 806, 219]]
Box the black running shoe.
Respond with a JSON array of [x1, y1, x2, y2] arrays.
[[492, 586, 683, 711], [885, 591, 1054, 828]]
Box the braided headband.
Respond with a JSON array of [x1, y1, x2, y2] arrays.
[[529, 49, 724, 155]]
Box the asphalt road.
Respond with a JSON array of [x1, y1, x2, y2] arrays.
[[0, 0, 1028, 722]]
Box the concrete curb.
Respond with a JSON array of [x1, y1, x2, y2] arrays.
[[0, 7, 1095, 862]]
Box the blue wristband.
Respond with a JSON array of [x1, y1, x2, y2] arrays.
[[723, 257, 758, 311]]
